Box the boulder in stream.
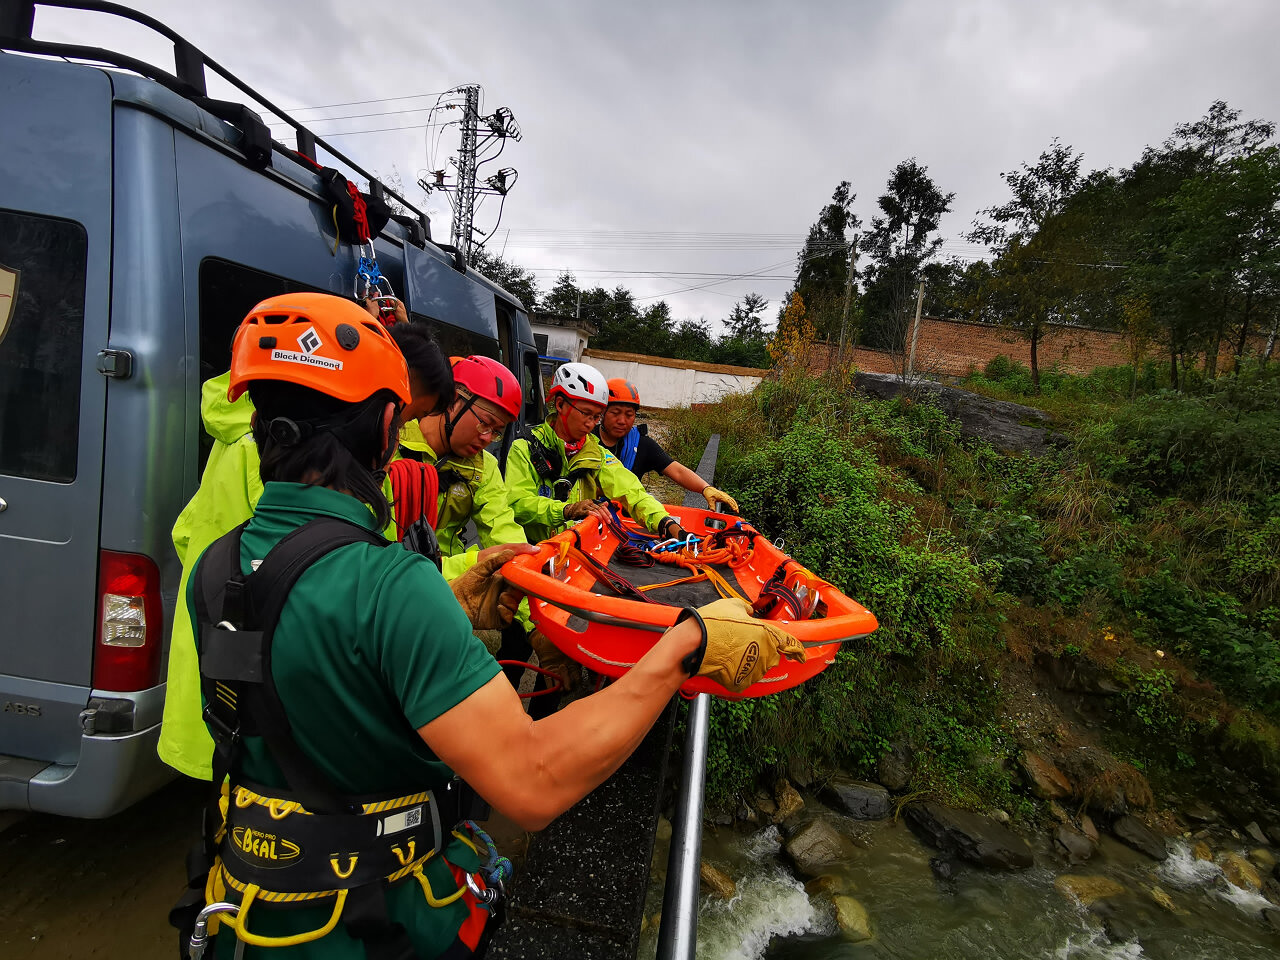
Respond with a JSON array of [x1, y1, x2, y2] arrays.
[[1110, 815, 1168, 862], [1220, 851, 1262, 891], [1054, 824, 1096, 864], [1054, 874, 1126, 906], [831, 894, 873, 942], [825, 776, 891, 820], [1020, 752, 1073, 800], [773, 779, 805, 823], [783, 819, 845, 878], [904, 803, 1034, 870], [1263, 907, 1280, 934], [699, 861, 737, 900], [1245, 821, 1268, 845], [1192, 841, 1214, 862], [804, 873, 852, 897], [1250, 847, 1276, 871]]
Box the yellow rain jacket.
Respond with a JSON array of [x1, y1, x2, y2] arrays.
[[158, 374, 416, 780], [505, 418, 672, 544], [398, 421, 527, 581]]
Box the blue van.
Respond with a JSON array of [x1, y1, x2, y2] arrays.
[[0, 2, 543, 817]]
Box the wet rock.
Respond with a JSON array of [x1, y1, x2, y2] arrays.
[[1047, 801, 1070, 824], [1149, 885, 1184, 914], [1267, 823, 1280, 846], [655, 816, 672, 843], [1080, 814, 1100, 844], [876, 746, 912, 792], [1054, 874, 1126, 905], [831, 894, 872, 942], [1182, 800, 1218, 824], [929, 856, 959, 881], [699, 861, 737, 900], [804, 874, 850, 897], [991, 809, 1011, 825], [1054, 824, 1096, 863], [1192, 841, 1214, 861], [1103, 915, 1139, 944], [736, 801, 758, 825], [783, 819, 845, 878], [705, 807, 734, 827], [1263, 907, 1280, 933], [904, 803, 1034, 870], [755, 791, 777, 820], [1250, 847, 1276, 871], [825, 776, 891, 820], [1110, 815, 1168, 862], [1245, 821, 1269, 846], [1020, 752, 1073, 800], [787, 756, 816, 790], [773, 779, 805, 824], [1221, 851, 1262, 891]]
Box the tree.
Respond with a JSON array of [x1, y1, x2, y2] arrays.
[[787, 182, 859, 340], [668, 318, 714, 363], [769, 291, 815, 367], [714, 293, 772, 367], [967, 139, 1087, 392], [541, 272, 581, 316], [860, 159, 954, 353], [468, 249, 540, 309]]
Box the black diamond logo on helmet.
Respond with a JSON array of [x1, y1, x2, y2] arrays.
[[297, 327, 322, 354]]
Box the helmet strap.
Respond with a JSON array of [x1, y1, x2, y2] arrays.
[[442, 392, 480, 452]]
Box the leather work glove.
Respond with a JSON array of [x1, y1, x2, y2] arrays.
[[685, 598, 807, 693], [530, 629, 578, 692], [702, 485, 739, 515], [450, 549, 523, 630], [563, 500, 611, 523]]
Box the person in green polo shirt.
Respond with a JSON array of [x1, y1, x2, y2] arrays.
[[180, 292, 803, 959]]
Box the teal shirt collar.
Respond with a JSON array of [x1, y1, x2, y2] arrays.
[[254, 481, 382, 533]]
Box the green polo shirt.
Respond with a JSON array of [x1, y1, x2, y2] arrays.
[[191, 482, 501, 959]]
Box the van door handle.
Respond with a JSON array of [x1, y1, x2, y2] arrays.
[[0, 497, 7, 512]]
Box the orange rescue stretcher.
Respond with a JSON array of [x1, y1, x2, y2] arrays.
[[501, 504, 879, 700]]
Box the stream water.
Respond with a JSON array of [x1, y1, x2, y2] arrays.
[[640, 810, 1279, 960]]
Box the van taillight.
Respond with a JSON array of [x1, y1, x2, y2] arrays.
[[93, 550, 164, 693]]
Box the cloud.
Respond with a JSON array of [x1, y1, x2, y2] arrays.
[[25, 0, 1280, 329]]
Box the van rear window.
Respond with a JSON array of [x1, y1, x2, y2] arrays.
[[0, 210, 87, 483]]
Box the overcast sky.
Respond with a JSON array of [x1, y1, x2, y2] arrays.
[[32, 0, 1280, 331]]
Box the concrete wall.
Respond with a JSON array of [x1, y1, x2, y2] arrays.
[[583, 349, 764, 408]]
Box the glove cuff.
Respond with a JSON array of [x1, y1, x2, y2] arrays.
[[675, 607, 708, 676]]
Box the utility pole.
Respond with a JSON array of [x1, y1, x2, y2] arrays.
[[905, 280, 925, 380], [836, 234, 859, 363], [418, 85, 522, 262], [450, 84, 480, 257]]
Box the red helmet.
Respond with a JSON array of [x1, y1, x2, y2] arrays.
[[452, 355, 522, 420], [607, 378, 641, 407]]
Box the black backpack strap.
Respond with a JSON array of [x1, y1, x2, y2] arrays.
[[196, 516, 389, 814]]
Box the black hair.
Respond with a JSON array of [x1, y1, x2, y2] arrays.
[[390, 322, 456, 411], [247, 379, 400, 531]]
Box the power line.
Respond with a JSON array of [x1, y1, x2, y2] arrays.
[[278, 90, 452, 114]]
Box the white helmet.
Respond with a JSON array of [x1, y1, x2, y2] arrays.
[[549, 361, 609, 407]]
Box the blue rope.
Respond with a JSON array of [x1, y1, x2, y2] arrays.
[[463, 819, 513, 888]]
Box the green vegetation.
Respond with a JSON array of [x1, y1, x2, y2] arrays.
[[661, 363, 1280, 813]]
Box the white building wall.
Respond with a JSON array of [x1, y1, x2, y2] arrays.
[[584, 354, 763, 408], [532, 324, 587, 361]]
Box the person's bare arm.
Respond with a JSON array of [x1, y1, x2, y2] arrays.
[[419, 618, 702, 830], [662, 459, 708, 495]]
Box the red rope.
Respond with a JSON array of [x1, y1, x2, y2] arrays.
[[498, 661, 564, 699], [347, 180, 371, 242]]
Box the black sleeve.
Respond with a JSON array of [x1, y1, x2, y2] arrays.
[[632, 435, 674, 479]]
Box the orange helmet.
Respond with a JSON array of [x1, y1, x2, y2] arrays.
[[607, 378, 641, 407], [228, 293, 410, 405]]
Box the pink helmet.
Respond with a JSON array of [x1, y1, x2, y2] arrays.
[[452, 355, 522, 420]]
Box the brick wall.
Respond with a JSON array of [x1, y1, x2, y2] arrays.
[[807, 317, 1265, 379]]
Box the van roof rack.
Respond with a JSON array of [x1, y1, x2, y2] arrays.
[[0, 0, 431, 240]]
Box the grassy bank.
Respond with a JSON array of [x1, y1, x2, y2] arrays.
[[659, 361, 1280, 815]]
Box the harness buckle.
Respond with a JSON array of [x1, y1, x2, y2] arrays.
[[202, 703, 240, 745]]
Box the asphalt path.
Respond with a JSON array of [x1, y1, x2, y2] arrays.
[[0, 776, 204, 959]]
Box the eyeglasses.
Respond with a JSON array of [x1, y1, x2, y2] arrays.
[[567, 400, 605, 425], [466, 405, 505, 440]]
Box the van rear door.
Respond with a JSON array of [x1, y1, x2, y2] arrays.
[[0, 56, 112, 783]]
